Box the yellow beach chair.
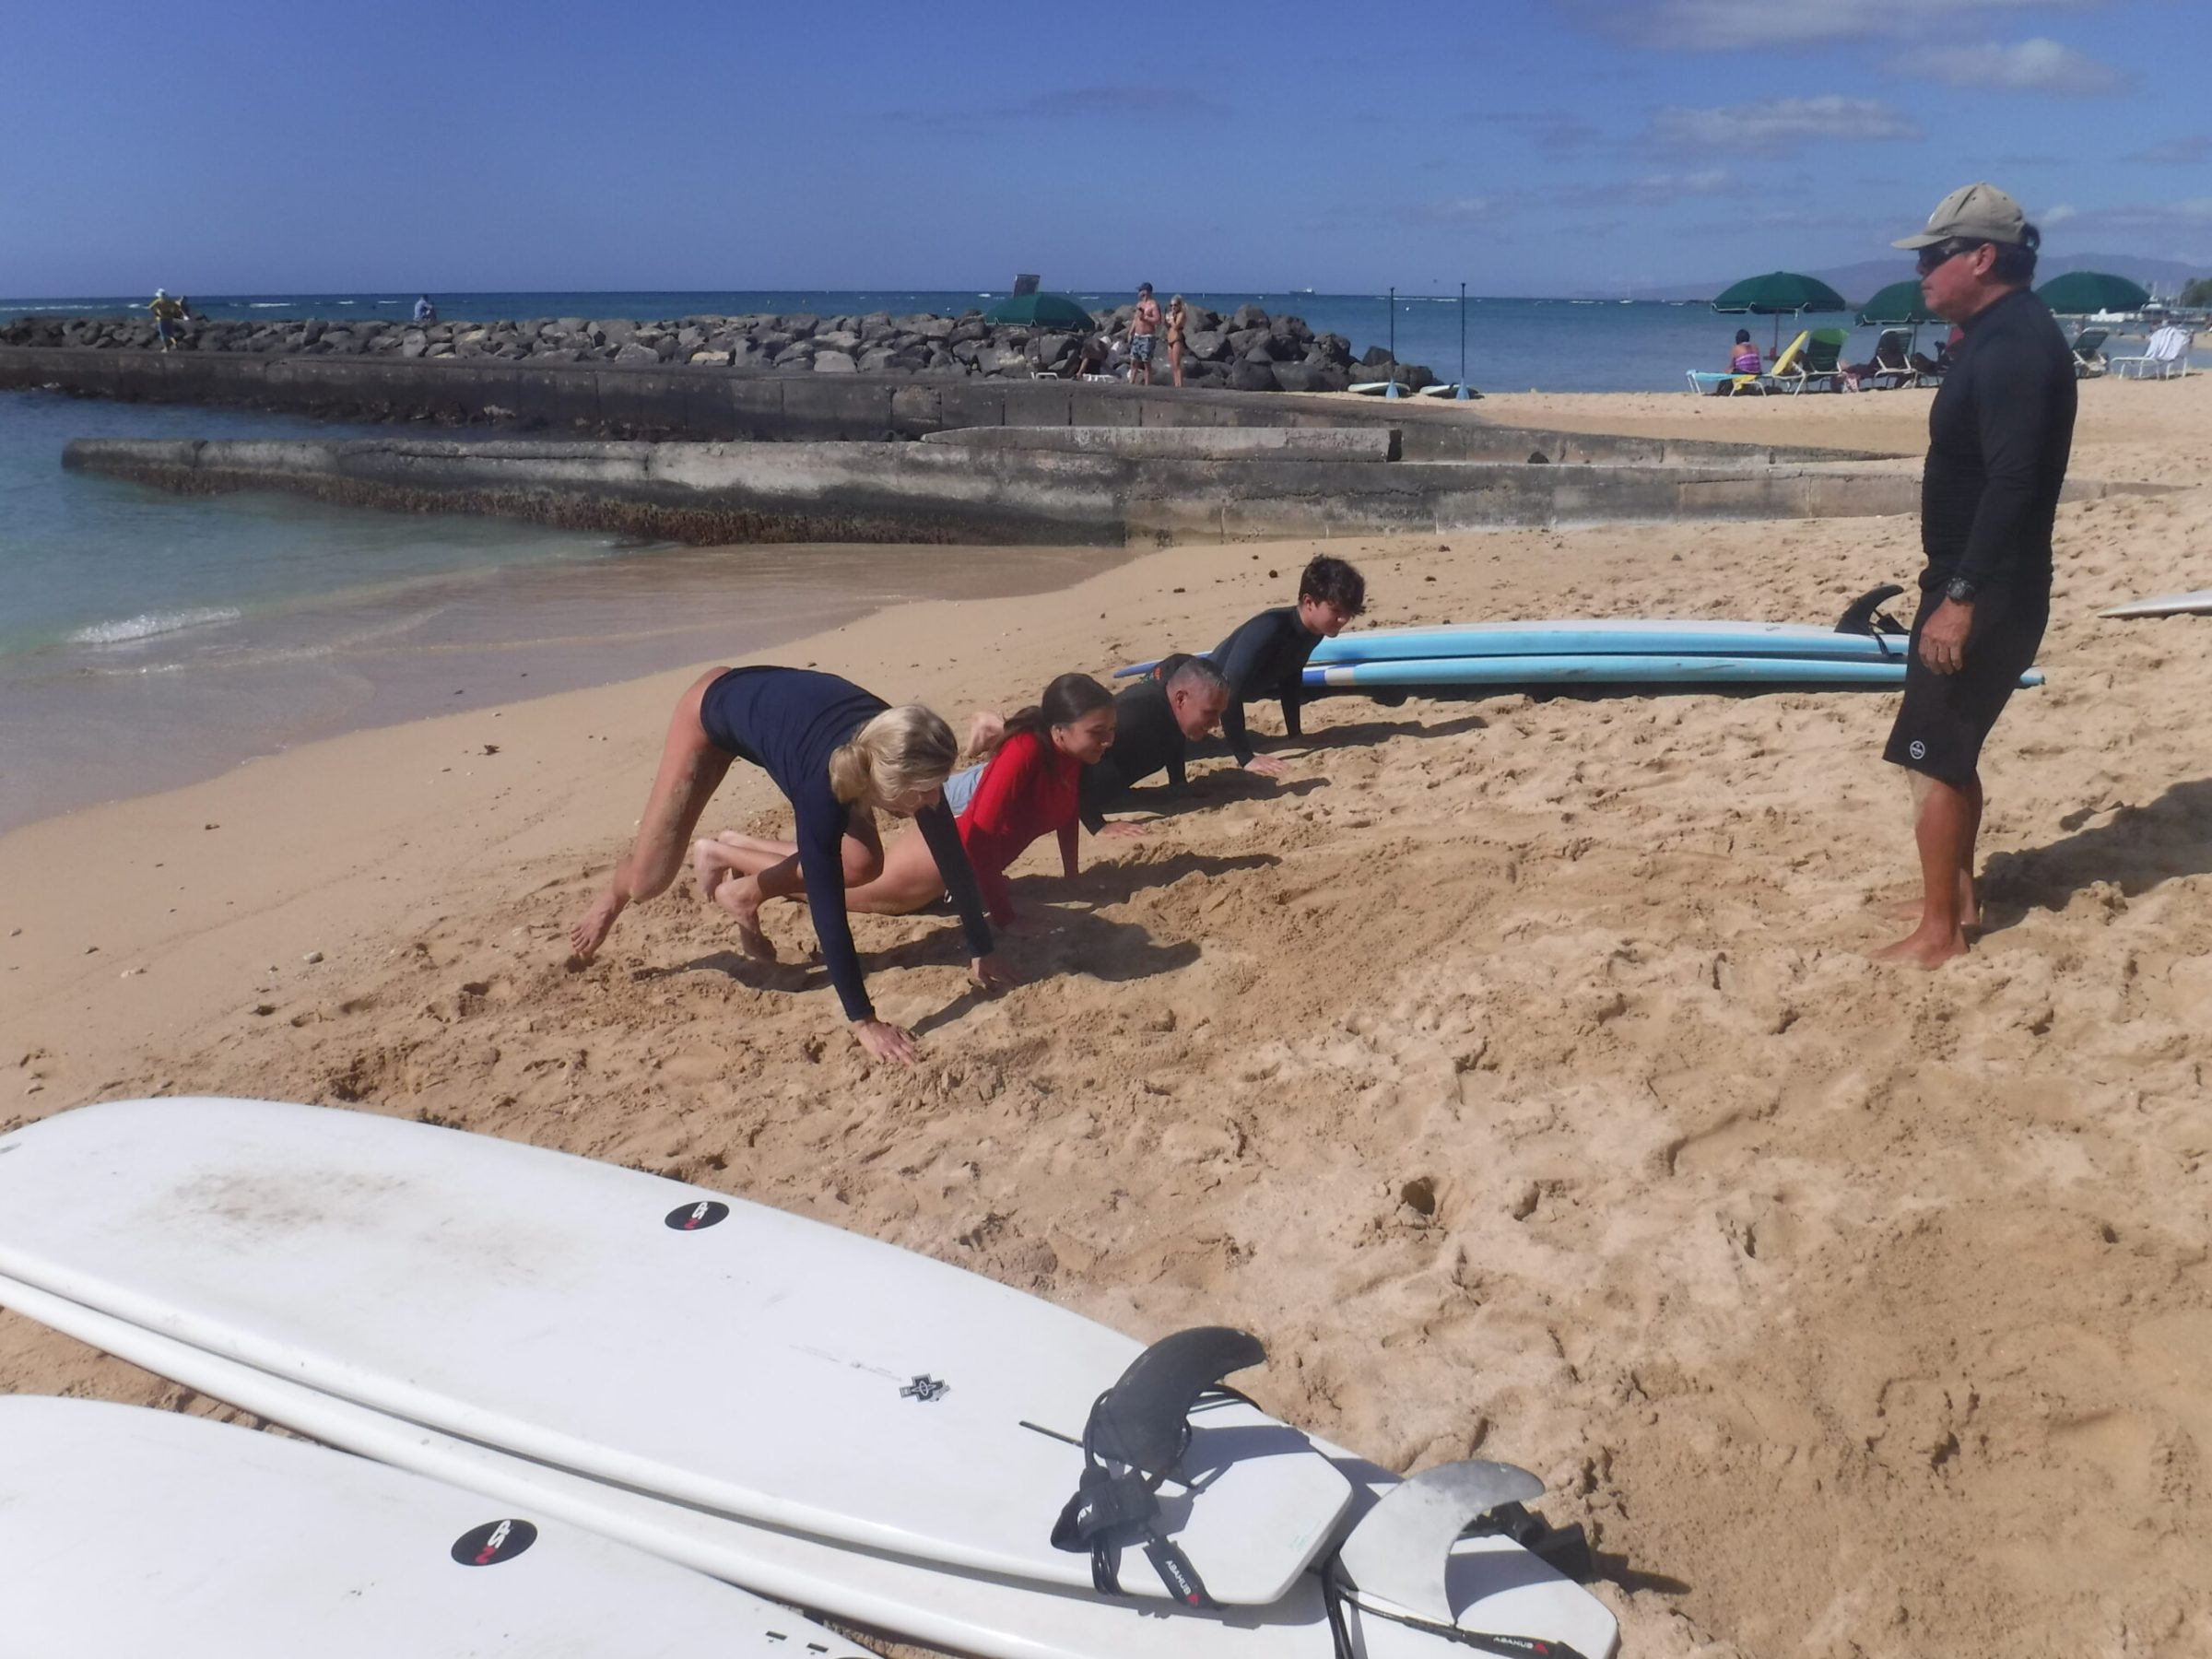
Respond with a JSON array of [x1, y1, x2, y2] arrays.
[[1685, 330, 1809, 396]]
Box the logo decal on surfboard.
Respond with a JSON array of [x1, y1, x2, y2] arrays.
[[665, 1200, 730, 1231], [900, 1374, 950, 1402], [450, 1517, 538, 1565]]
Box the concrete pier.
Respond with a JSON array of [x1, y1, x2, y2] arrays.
[[61, 435, 2013, 548], [4, 346, 1890, 465]]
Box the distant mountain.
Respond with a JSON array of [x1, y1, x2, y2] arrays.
[[1595, 252, 2205, 305]]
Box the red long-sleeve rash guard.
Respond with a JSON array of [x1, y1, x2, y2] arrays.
[[957, 729, 1081, 924]]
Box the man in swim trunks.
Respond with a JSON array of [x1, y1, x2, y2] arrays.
[[1877, 182, 2076, 969], [1206, 555, 1367, 777], [1077, 656, 1230, 830], [1128, 283, 1161, 385]]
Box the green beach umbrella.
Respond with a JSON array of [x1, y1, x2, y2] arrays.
[[982, 291, 1095, 330], [1854, 280, 1941, 326], [1711, 271, 1850, 351], [2034, 270, 2152, 316]]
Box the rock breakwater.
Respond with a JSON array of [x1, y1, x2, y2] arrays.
[[0, 303, 1440, 394]]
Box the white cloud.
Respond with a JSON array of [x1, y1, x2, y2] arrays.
[[1591, 169, 1738, 204], [2051, 199, 2212, 232], [2041, 203, 2079, 225], [1650, 97, 1923, 152], [1910, 38, 2129, 95], [1393, 197, 1507, 228], [1564, 0, 2104, 50], [2125, 135, 2212, 166]]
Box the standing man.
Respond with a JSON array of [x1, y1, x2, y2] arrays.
[[148, 288, 186, 351], [1128, 283, 1161, 385], [1877, 182, 2076, 968]]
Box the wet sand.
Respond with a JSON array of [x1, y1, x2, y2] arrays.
[[5, 373, 2212, 1658]]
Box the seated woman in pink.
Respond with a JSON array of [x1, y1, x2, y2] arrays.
[[695, 673, 1119, 935], [1726, 328, 1764, 375]]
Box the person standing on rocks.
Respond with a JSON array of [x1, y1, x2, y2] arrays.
[[1877, 182, 2076, 970], [1128, 283, 1162, 385], [413, 295, 438, 324], [147, 289, 186, 351], [1167, 295, 1187, 388]]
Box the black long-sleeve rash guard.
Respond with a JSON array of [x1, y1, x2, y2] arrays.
[[698, 667, 993, 1023], [1208, 606, 1322, 765], [1077, 678, 1188, 832], [1918, 287, 2077, 594]]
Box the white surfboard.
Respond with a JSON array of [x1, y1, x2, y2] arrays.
[[0, 1272, 1619, 1659], [2098, 588, 2212, 619], [0, 1394, 875, 1657], [0, 1099, 1350, 1606]]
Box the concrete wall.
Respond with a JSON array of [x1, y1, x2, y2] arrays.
[[5, 345, 1893, 466], [921, 425, 1402, 461], [66, 436, 1981, 548]]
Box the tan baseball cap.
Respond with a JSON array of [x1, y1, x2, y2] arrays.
[[1893, 182, 2027, 249]]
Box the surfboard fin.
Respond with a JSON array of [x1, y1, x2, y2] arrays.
[[1088, 1325, 1266, 1477], [1050, 1326, 1265, 1607], [1333, 1459, 1547, 1625], [1835, 584, 1910, 640]]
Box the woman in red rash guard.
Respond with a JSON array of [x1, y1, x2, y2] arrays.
[[695, 673, 1117, 935]]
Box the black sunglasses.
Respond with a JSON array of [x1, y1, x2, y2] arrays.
[[1915, 239, 1987, 276]]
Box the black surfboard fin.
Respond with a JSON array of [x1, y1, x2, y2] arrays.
[[1835, 583, 1910, 638], [1088, 1326, 1266, 1477]]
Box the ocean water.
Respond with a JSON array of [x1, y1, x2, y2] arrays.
[[0, 289, 1968, 394], [0, 388, 1111, 831]]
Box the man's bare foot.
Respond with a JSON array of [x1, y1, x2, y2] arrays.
[[567, 891, 625, 960], [1877, 881, 1981, 931], [712, 875, 779, 961], [691, 839, 731, 902], [1873, 926, 1970, 969]]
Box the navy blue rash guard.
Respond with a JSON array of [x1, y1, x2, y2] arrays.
[[1918, 287, 2077, 594], [699, 667, 993, 1023], [1208, 606, 1322, 765]]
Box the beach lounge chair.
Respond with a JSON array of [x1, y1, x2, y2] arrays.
[[2111, 324, 2194, 380], [2070, 328, 2110, 378], [1769, 329, 1849, 394], [1685, 329, 1808, 396], [1853, 330, 1917, 391]]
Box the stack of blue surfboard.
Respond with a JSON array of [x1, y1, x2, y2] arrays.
[[1123, 618, 2041, 693]]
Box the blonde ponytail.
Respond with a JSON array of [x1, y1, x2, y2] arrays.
[[829, 704, 958, 806]]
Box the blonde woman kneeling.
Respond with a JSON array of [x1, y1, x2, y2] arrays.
[[568, 665, 1012, 1064]]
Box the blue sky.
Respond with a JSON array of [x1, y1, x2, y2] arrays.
[[2, 0, 2205, 297]]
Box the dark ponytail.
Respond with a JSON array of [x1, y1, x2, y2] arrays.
[[976, 672, 1112, 762]]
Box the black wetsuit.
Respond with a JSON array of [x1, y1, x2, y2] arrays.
[[698, 667, 993, 1023], [1077, 677, 1189, 831], [1883, 288, 2076, 787], [1209, 606, 1323, 765]]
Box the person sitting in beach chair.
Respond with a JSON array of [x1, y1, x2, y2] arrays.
[[1686, 328, 1771, 395], [695, 673, 1126, 937], [567, 665, 1013, 1065], [1843, 330, 1915, 391], [1204, 555, 1366, 777], [2069, 328, 2109, 378], [1078, 657, 1230, 830]]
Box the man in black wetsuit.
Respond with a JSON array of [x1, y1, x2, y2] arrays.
[[1077, 656, 1230, 831], [1207, 555, 1366, 777], [1878, 182, 2076, 969]]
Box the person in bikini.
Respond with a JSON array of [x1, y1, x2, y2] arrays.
[[567, 665, 1012, 1065], [696, 674, 1121, 936], [1166, 295, 1187, 387]]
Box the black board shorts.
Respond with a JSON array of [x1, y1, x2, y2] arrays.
[[1883, 582, 2049, 787]]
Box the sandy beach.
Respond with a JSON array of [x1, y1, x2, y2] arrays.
[[5, 373, 2210, 1657]]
